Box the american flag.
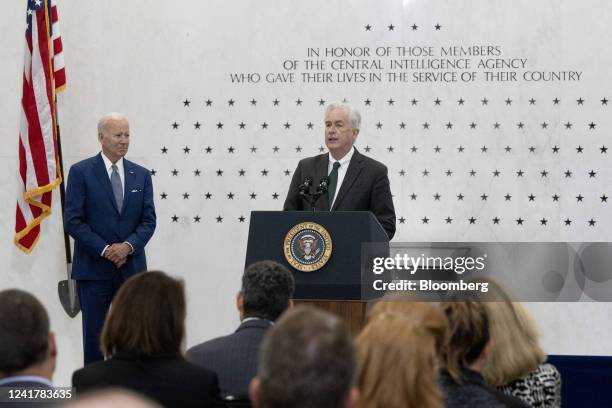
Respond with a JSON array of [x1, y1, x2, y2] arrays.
[[15, 0, 66, 253]]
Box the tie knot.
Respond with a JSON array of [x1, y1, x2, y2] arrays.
[[333, 161, 341, 170], [111, 164, 118, 172]]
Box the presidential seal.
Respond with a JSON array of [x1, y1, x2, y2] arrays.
[[284, 222, 332, 272]]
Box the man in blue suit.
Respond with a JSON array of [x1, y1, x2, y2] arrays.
[[64, 113, 156, 365]]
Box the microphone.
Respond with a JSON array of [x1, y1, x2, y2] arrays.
[[316, 177, 329, 194], [298, 177, 313, 195]]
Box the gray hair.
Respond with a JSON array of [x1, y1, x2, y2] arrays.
[[98, 113, 128, 134], [325, 102, 361, 130]]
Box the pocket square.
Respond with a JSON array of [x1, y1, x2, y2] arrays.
[[131, 189, 140, 193]]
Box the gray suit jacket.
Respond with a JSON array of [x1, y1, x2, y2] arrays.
[[186, 319, 273, 399], [283, 149, 396, 239]]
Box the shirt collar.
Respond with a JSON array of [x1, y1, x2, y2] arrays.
[[100, 152, 124, 173], [328, 146, 354, 168], [0, 375, 52, 386]]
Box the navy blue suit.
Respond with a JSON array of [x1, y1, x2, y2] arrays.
[[65, 153, 156, 364]]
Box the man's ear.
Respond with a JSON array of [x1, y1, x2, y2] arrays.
[[48, 332, 57, 358], [236, 290, 244, 318], [345, 387, 359, 408], [249, 377, 261, 408]]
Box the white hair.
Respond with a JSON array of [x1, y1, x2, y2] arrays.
[[98, 113, 128, 134], [325, 102, 361, 130]]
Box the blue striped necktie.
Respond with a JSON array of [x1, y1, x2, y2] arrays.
[[111, 164, 123, 212]]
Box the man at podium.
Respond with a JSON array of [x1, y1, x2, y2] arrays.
[[283, 102, 396, 239]]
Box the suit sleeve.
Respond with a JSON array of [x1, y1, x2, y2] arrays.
[[283, 160, 304, 211], [370, 165, 396, 240], [64, 165, 108, 258], [124, 170, 156, 254]]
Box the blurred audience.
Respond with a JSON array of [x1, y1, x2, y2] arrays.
[[0, 289, 56, 388], [249, 305, 358, 408], [440, 294, 528, 408], [61, 388, 161, 408], [481, 281, 561, 407], [356, 302, 447, 408], [72, 271, 219, 408], [188, 260, 294, 400]]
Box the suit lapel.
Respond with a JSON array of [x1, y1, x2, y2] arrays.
[[122, 160, 136, 213], [94, 153, 120, 214], [332, 149, 364, 210]]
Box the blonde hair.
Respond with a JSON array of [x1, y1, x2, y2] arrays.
[[481, 282, 545, 386], [356, 306, 445, 408]]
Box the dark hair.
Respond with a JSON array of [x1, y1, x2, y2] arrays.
[[441, 294, 490, 383], [0, 289, 49, 374], [242, 261, 294, 321], [257, 305, 356, 408], [101, 271, 185, 357]]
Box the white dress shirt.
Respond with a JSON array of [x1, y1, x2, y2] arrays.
[[327, 147, 354, 208]]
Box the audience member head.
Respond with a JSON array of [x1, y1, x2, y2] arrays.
[[367, 300, 447, 355], [0, 289, 56, 380], [250, 305, 358, 408], [238, 260, 295, 321], [61, 388, 161, 408], [441, 293, 491, 383], [101, 271, 185, 358], [357, 305, 445, 408], [479, 280, 546, 386]]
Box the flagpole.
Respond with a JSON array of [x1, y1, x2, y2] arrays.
[[55, 97, 80, 318]]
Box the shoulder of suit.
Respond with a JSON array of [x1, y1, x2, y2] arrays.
[[355, 151, 388, 171], [123, 159, 151, 174], [70, 154, 100, 171], [299, 153, 328, 166]]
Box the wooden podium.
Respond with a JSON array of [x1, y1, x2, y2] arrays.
[[245, 211, 389, 334]]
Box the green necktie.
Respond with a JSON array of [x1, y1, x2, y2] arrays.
[[327, 161, 341, 208]]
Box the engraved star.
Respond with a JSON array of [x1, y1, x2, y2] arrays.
[[600, 146, 608, 153], [261, 169, 269, 176], [182, 192, 190, 199], [528, 194, 536, 202], [307, 122, 314, 130], [171, 215, 178, 222], [228, 99, 235, 106], [469, 170, 476, 176], [387, 98, 395, 105], [250, 192, 257, 199], [172, 122, 179, 129], [216, 122, 223, 129], [250, 99, 257, 105], [552, 146, 559, 153], [194, 215, 201, 223], [410, 146, 418, 153], [284, 169, 291, 176], [422, 122, 430, 129], [553, 98, 560, 105], [529, 146, 536, 153], [552, 194, 560, 202], [205, 146, 213, 154], [576, 146, 584, 153], [194, 169, 201, 176], [446, 122, 453, 130], [399, 217, 406, 223], [365, 24, 372, 31], [411, 98, 418, 105], [434, 23, 441, 30], [468, 217, 477, 224], [376, 122, 383, 129], [493, 122, 500, 129], [565, 122, 573, 129], [470, 122, 477, 129], [434, 146, 441, 153], [239, 216, 246, 222], [540, 218, 548, 226], [319, 98, 326, 106], [387, 146, 394, 153], [564, 170, 572, 178], [588, 218, 596, 226], [504, 146, 512, 153], [589, 122, 596, 130], [194, 122, 201, 129], [457, 98, 465, 105], [481, 194, 488, 201], [272, 193, 279, 200], [205, 99, 213, 106], [273, 99, 280, 106], [601, 195, 608, 203], [588, 170, 597, 178], [434, 98, 441, 105], [445, 169, 453, 176], [564, 218, 572, 226], [273, 146, 279, 153], [295, 146, 302, 153], [239, 122, 246, 129], [183, 99, 190, 106], [261, 122, 268, 129], [529, 98, 536, 105], [250, 146, 258, 153], [492, 217, 500, 224], [576, 97, 584, 105], [493, 170, 500, 177], [422, 169, 430, 177], [516, 218, 524, 225], [505, 98, 512, 105], [150, 169, 156, 176], [504, 194, 512, 201], [183, 146, 190, 154], [364, 99, 371, 106], [160, 192, 167, 199], [161, 146, 168, 154], [457, 193, 464, 201], [411, 24, 418, 30], [399, 122, 406, 129], [284, 122, 291, 129], [481, 98, 489, 105], [171, 169, 179, 176], [227, 192, 234, 199], [481, 146, 488, 153], [205, 192, 212, 199], [516, 170, 524, 177], [409, 193, 417, 200], [576, 194, 584, 202], [238, 169, 246, 176], [296, 99, 303, 105], [540, 170, 548, 178], [601, 97, 608, 105], [517, 122, 525, 129], [457, 146, 465, 153], [445, 217, 453, 224], [216, 215, 223, 223], [433, 193, 441, 201], [216, 169, 223, 176], [421, 216, 429, 224], [541, 122, 548, 129]]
